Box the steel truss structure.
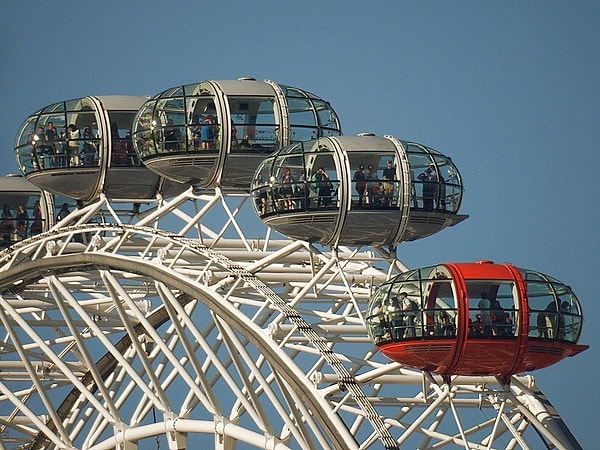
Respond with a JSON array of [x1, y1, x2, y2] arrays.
[[0, 188, 582, 449]]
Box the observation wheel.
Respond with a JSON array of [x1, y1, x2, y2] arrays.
[[0, 189, 584, 449]]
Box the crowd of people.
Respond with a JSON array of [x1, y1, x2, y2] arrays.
[[354, 161, 447, 211], [535, 300, 571, 340], [369, 291, 519, 344], [1, 201, 43, 244], [352, 161, 397, 208], [370, 289, 576, 344], [28, 122, 139, 170], [256, 161, 451, 216], [370, 292, 440, 343], [254, 166, 336, 215], [470, 292, 514, 337], [29, 122, 94, 169]]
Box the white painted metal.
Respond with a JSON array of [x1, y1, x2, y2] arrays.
[[0, 189, 582, 449]]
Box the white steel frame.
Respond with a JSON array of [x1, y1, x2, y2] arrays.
[[0, 188, 582, 449]]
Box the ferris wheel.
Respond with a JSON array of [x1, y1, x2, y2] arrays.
[[0, 79, 586, 449]]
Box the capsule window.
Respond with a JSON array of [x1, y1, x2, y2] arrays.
[[527, 280, 582, 342], [555, 288, 582, 342], [421, 279, 457, 338], [0, 193, 45, 244], [154, 98, 186, 154], [133, 103, 156, 158], [285, 86, 341, 142], [367, 265, 459, 342], [229, 96, 278, 151], [105, 111, 139, 167], [314, 99, 340, 132], [466, 281, 517, 338], [406, 147, 463, 213]]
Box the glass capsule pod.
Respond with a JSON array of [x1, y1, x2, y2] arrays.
[[131, 78, 341, 191], [250, 134, 468, 247], [366, 261, 588, 378], [14, 96, 186, 201], [0, 175, 54, 246]]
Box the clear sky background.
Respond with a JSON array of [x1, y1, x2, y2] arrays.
[[1, 1, 598, 447]]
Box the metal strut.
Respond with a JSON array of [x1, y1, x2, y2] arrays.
[[172, 232, 400, 450]]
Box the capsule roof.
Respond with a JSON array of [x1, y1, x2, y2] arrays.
[[131, 79, 342, 191], [250, 135, 467, 247]]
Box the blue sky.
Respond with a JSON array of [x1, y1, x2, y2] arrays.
[[1, 1, 598, 447]]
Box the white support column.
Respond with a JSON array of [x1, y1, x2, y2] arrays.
[[213, 416, 235, 450], [165, 415, 188, 450]]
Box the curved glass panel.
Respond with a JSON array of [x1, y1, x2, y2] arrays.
[[132, 82, 221, 159], [156, 97, 187, 152], [15, 100, 102, 174], [1, 190, 45, 245], [42, 102, 64, 113], [133, 100, 157, 158], [251, 141, 340, 216], [520, 268, 583, 343], [406, 143, 463, 213], [367, 265, 460, 343], [15, 117, 38, 173], [314, 99, 341, 135], [283, 85, 341, 142]]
